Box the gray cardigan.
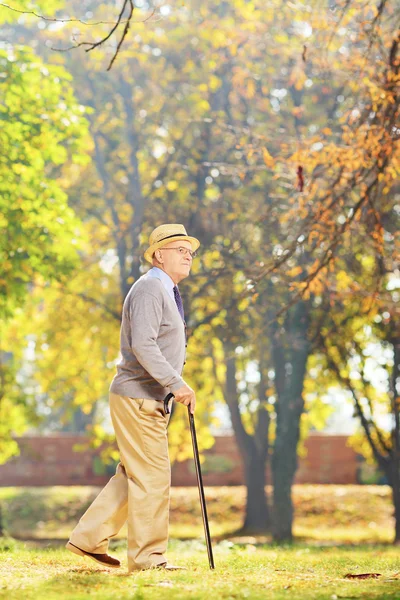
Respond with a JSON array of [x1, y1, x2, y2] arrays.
[[109, 273, 186, 401]]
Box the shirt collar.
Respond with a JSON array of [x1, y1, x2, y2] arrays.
[[148, 266, 176, 295]]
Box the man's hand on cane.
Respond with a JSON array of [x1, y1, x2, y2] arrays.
[[173, 383, 196, 414]]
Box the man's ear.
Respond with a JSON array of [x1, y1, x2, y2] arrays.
[[155, 249, 163, 264]]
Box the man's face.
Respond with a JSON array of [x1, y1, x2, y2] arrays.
[[155, 240, 194, 284]]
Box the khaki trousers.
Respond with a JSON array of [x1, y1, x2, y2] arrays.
[[69, 393, 172, 571]]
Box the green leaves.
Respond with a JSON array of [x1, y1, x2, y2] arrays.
[[0, 46, 90, 320], [0, 1, 63, 25]]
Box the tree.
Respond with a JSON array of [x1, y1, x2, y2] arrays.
[[313, 189, 399, 542], [322, 318, 400, 543], [0, 47, 90, 320], [2, 0, 398, 543], [0, 40, 90, 461]]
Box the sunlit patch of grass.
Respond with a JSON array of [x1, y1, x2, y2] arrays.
[[1, 542, 399, 600], [294, 524, 393, 545]]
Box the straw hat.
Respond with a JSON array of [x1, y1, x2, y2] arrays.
[[144, 224, 200, 264]]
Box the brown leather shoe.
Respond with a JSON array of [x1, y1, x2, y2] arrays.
[[66, 541, 120, 569]]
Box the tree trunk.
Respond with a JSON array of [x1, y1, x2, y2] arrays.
[[390, 464, 400, 544], [119, 75, 146, 291], [0, 503, 5, 537], [241, 451, 270, 533], [271, 404, 300, 541], [388, 334, 400, 544], [223, 339, 271, 533], [271, 299, 311, 542]]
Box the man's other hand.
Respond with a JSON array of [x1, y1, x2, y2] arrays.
[[172, 384, 196, 414]]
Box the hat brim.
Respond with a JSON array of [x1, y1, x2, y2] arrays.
[[144, 235, 200, 264]]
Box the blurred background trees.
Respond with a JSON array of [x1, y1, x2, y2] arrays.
[[0, 0, 398, 542]]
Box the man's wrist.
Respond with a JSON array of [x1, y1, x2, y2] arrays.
[[169, 379, 185, 393]]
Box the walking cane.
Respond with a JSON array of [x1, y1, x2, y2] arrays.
[[164, 392, 215, 570]]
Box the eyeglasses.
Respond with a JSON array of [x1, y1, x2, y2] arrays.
[[161, 247, 198, 258]]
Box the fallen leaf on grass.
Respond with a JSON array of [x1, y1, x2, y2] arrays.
[[344, 573, 381, 579], [145, 581, 174, 587]]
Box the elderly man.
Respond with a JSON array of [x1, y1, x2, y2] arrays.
[[66, 224, 199, 572]]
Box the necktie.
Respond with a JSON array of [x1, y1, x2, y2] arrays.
[[173, 286, 185, 322]]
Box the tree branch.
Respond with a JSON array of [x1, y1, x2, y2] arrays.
[[0, 1, 156, 70], [321, 333, 390, 468]]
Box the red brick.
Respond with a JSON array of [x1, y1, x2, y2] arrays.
[[0, 433, 359, 487]]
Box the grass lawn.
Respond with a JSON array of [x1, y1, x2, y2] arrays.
[[0, 485, 399, 598], [0, 539, 399, 599]]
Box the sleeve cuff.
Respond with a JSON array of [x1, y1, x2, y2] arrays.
[[169, 379, 184, 393]]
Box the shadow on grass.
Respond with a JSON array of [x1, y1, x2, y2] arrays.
[[16, 560, 194, 600], [65, 566, 139, 578]]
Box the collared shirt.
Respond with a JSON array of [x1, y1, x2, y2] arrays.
[[147, 266, 175, 301]]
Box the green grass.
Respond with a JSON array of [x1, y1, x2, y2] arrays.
[[0, 539, 399, 599], [0, 485, 398, 598]]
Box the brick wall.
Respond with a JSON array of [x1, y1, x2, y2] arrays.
[[0, 433, 359, 487]]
